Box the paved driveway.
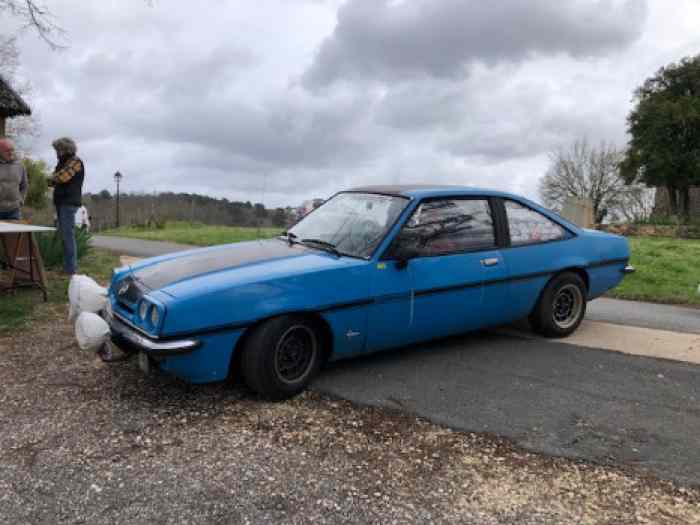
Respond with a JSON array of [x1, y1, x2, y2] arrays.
[[92, 235, 192, 257], [587, 297, 700, 335], [314, 330, 700, 487]]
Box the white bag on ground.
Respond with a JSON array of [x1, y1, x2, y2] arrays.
[[68, 274, 108, 321], [75, 312, 111, 352]]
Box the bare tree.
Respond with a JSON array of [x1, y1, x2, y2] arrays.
[[0, 36, 20, 78], [0, 0, 64, 48], [0, 37, 39, 148], [539, 140, 648, 224]]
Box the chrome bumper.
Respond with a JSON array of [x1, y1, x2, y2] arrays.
[[621, 265, 636, 275], [107, 312, 200, 358]]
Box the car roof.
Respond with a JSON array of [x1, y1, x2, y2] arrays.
[[345, 184, 518, 199], [342, 184, 582, 234]]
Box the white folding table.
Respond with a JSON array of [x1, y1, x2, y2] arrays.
[[0, 221, 55, 301]]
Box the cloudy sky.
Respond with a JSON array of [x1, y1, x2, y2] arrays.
[[6, 0, 700, 207]]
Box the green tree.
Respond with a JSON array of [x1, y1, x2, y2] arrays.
[[272, 207, 287, 227], [253, 203, 267, 218], [621, 55, 700, 220], [22, 157, 48, 209]]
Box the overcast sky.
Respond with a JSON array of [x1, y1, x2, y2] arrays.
[[6, 0, 700, 207]]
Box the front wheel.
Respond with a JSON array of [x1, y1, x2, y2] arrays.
[[530, 272, 587, 338], [241, 315, 322, 400]]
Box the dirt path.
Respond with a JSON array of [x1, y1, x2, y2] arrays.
[[1, 313, 699, 524]]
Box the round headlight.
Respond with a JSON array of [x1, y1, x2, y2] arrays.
[[150, 306, 160, 326], [139, 301, 148, 320]]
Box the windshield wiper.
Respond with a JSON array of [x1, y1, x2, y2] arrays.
[[300, 238, 341, 257], [281, 231, 298, 245]]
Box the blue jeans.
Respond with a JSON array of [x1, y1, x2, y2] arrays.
[[57, 205, 78, 274], [0, 209, 21, 220]]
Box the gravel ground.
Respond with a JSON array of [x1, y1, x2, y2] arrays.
[[1, 311, 700, 524]]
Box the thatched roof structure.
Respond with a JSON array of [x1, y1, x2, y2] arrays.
[[0, 75, 31, 118]]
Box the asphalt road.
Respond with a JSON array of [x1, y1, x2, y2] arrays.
[[314, 331, 700, 487], [587, 297, 700, 334], [92, 235, 193, 258]]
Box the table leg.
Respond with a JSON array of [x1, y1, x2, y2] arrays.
[[1, 232, 50, 301], [6, 232, 23, 290], [32, 233, 49, 301], [27, 232, 48, 302]]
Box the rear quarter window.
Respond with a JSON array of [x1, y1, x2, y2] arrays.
[[505, 200, 567, 246]]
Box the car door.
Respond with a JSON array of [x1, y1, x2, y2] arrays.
[[394, 197, 508, 342], [365, 261, 415, 351]]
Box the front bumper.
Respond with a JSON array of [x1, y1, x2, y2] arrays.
[[107, 311, 200, 358]]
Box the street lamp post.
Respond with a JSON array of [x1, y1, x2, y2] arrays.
[[114, 171, 123, 228]]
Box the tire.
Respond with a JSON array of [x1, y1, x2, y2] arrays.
[[241, 315, 322, 400], [530, 272, 587, 338]]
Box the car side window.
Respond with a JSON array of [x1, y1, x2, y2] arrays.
[[505, 200, 566, 246], [395, 199, 496, 257]]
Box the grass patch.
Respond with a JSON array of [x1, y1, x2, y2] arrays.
[[0, 249, 120, 335], [608, 236, 700, 306], [101, 221, 282, 247]]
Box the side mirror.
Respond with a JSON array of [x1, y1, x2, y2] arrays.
[[395, 257, 410, 270], [387, 236, 420, 270]]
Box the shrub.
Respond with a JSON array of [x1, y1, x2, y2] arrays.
[[636, 216, 700, 227], [22, 158, 49, 210], [36, 228, 92, 269]]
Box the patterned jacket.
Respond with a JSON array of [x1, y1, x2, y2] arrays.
[[51, 155, 85, 207]]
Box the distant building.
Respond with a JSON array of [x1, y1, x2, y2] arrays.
[[0, 75, 31, 137]]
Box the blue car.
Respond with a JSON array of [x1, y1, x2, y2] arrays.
[[106, 185, 634, 399]]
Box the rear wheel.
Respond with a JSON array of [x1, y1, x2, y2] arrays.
[[241, 315, 322, 400], [530, 272, 587, 338]]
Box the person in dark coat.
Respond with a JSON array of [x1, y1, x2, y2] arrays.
[[49, 137, 85, 275], [0, 138, 28, 220]]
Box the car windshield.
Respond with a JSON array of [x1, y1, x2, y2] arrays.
[[287, 192, 409, 258]]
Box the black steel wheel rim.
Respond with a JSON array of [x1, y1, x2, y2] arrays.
[[552, 284, 583, 330], [274, 325, 317, 385]]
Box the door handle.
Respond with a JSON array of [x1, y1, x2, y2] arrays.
[[481, 257, 499, 267]]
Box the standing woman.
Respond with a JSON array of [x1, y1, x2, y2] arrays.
[[49, 137, 84, 275]]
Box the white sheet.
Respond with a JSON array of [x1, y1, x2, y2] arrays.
[[0, 221, 55, 233]]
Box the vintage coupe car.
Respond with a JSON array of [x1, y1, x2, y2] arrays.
[[105, 185, 634, 399]]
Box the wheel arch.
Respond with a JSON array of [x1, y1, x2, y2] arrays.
[[528, 267, 590, 337], [563, 266, 589, 293], [531, 266, 590, 316], [228, 310, 334, 380]]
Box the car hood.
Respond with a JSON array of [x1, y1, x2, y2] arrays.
[[130, 238, 354, 296]]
